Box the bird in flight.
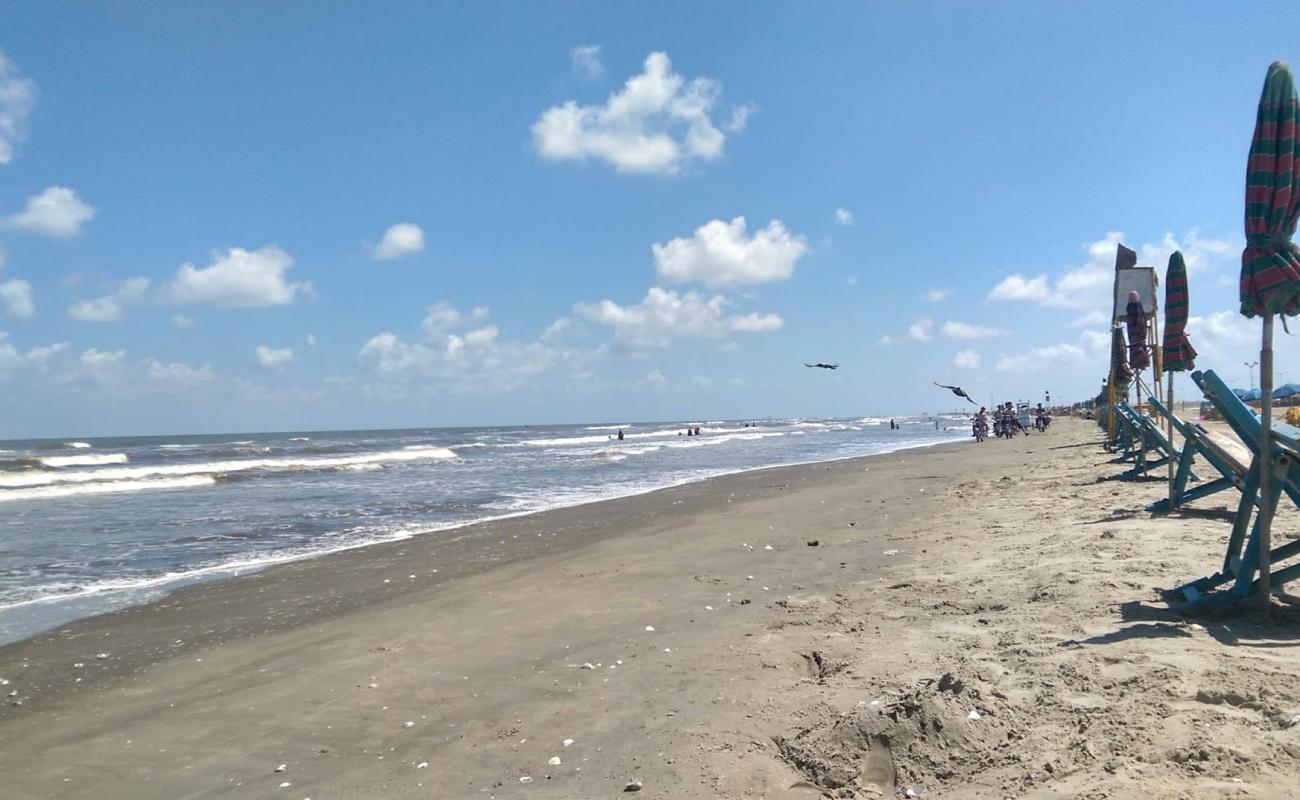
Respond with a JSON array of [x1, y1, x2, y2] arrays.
[[934, 382, 977, 405], [805, 363, 839, 370]]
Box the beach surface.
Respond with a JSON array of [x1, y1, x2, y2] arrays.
[[1, 418, 1298, 799]]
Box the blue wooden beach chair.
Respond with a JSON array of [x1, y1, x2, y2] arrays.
[[1175, 369, 1300, 606], [1115, 402, 1178, 477], [1144, 394, 1236, 513]]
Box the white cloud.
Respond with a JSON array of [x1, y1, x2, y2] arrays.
[[988, 273, 1052, 303], [7, 186, 95, 237], [146, 358, 214, 386], [922, 288, 951, 303], [692, 375, 714, 389], [540, 317, 575, 342], [940, 320, 1007, 340], [0, 53, 35, 165], [371, 223, 425, 261], [570, 45, 603, 80], [422, 300, 489, 334], [834, 208, 853, 226], [994, 342, 1087, 373], [879, 318, 934, 346], [359, 302, 575, 391], [532, 52, 736, 175], [306, 333, 316, 347], [576, 287, 782, 349], [170, 313, 196, 328], [0, 333, 66, 373], [67, 277, 150, 322], [163, 245, 307, 308], [724, 103, 755, 133], [653, 217, 807, 287], [256, 345, 294, 369], [645, 368, 668, 386], [989, 230, 1238, 312], [1068, 309, 1110, 328], [0, 278, 33, 319], [954, 350, 981, 369]]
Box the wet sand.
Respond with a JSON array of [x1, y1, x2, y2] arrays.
[[1, 419, 1298, 799]]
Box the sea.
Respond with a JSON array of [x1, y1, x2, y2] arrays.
[[0, 415, 968, 644]]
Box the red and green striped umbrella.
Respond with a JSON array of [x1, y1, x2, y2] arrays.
[[1240, 61, 1300, 317], [1162, 251, 1197, 372], [1110, 324, 1132, 393], [1126, 297, 1150, 371]]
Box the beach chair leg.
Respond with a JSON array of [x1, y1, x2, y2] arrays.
[[1221, 464, 1261, 577], [1227, 465, 1286, 600]]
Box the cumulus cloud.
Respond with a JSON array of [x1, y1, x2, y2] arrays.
[[146, 358, 214, 386], [834, 208, 853, 226], [422, 300, 489, 334], [0, 333, 66, 372], [6, 186, 95, 237], [570, 44, 603, 80], [994, 342, 1087, 373], [0, 53, 35, 165], [878, 318, 934, 346], [653, 217, 807, 287], [170, 313, 196, 328], [532, 52, 738, 175], [576, 287, 782, 349], [67, 277, 151, 322], [358, 302, 585, 395], [162, 245, 308, 308], [256, 345, 294, 368], [0, 278, 33, 319], [954, 350, 981, 369], [922, 288, 951, 303], [940, 320, 1007, 340], [988, 230, 1238, 311], [724, 103, 755, 133], [645, 368, 668, 386], [371, 223, 425, 261]]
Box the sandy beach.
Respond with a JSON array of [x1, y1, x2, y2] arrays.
[[1, 418, 1298, 799]]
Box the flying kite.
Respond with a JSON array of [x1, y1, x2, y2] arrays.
[[804, 363, 839, 370], [934, 382, 977, 405]]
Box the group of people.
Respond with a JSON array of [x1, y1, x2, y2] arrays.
[[971, 402, 1052, 441]]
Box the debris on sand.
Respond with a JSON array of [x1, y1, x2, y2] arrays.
[[548, 756, 562, 766], [623, 779, 643, 792], [806, 540, 819, 547]]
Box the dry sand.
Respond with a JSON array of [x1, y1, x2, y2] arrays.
[[1, 418, 1298, 799]]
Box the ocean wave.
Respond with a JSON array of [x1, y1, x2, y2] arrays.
[[0, 475, 217, 503], [0, 446, 458, 490], [582, 424, 633, 431], [40, 453, 130, 469], [65, 442, 92, 449], [289, 437, 310, 441]]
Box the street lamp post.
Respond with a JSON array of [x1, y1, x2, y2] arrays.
[[1246, 361, 1259, 390]]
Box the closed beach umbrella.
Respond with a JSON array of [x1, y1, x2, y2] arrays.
[[1238, 61, 1300, 608], [1110, 324, 1132, 394], [1240, 62, 1300, 317], [1125, 293, 1150, 371], [1162, 251, 1197, 372]]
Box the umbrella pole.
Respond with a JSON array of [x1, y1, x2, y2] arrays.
[[1258, 315, 1274, 614], [1135, 378, 1144, 473], [1168, 371, 1175, 506]]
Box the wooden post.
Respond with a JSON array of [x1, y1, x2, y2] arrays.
[[1258, 315, 1274, 614], [1168, 371, 1176, 506]]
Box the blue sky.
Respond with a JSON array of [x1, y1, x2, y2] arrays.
[[1, 1, 1299, 437]]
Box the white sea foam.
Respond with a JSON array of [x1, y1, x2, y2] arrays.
[[0, 475, 217, 503], [582, 424, 633, 431], [64, 442, 92, 449], [0, 446, 457, 490], [40, 453, 129, 468]]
